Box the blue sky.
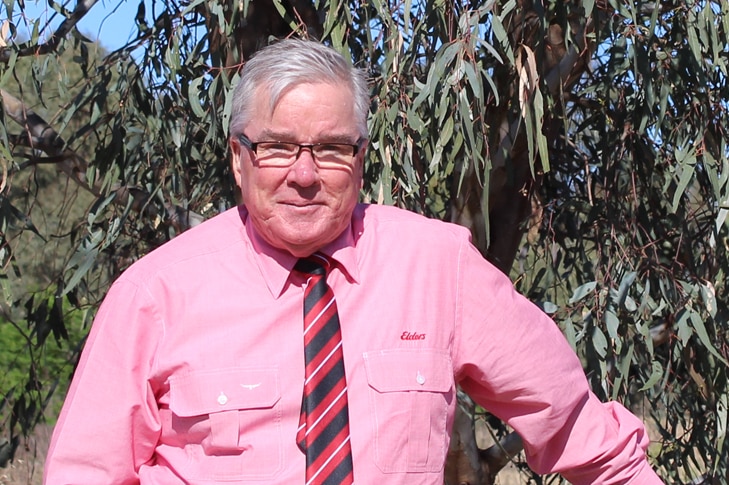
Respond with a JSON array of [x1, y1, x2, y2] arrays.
[[77, 0, 140, 50], [10, 0, 143, 51]]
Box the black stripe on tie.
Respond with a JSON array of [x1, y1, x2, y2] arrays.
[[306, 358, 347, 411], [305, 313, 340, 361], [322, 454, 353, 485], [308, 404, 350, 459], [303, 277, 329, 315]]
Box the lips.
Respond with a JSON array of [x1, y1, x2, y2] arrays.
[[280, 200, 324, 208]]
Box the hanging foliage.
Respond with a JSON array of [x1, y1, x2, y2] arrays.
[[0, 0, 727, 482]]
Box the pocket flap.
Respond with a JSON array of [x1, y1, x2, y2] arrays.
[[363, 349, 452, 393], [169, 367, 280, 417]]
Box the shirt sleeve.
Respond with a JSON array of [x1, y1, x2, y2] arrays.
[[44, 278, 163, 485], [453, 241, 663, 484]]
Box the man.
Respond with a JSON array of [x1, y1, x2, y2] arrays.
[[45, 38, 663, 484]]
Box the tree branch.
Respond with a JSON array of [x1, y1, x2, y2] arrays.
[[0, 88, 89, 189], [0, 0, 98, 63], [481, 432, 524, 480], [0, 88, 203, 230]]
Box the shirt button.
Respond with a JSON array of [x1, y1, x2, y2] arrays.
[[416, 372, 426, 385], [217, 392, 228, 405]]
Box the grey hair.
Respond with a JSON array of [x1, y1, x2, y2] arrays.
[[229, 38, 370, 139]]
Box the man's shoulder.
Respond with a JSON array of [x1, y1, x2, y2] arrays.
[[120, 207, 246, 281], [355, 203, 471, 245]]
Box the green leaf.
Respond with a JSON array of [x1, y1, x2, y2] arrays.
[[182, 0, 206, 14], [639, 361, 664, 391], [605, 309, 620, 342], [688, 310, 728, 366], [623, 295, 637, 313], [462, 61, 483, 103], [617, 271, 636, 306], [63, 247, 100, 296], [542, 301, 559, 314], [563, 318, 577, 351], [699, 281, 717, 318], [592, 326, 608, 358], [0, 49, 18, 87], [584, 0, 595, 17], [490, 14, 514, 64], [687, 21, 703, 62], [440, 116, 454, 146], [671, 154, 696, 212], [477, 37, 503, 65], [676, 309, 692, 344], [533, 88, 549, 173], [188, 77, 207, 119], [569, 282, 597, 304], [716, 392, 727, 472], [612, 342, 634, 401]]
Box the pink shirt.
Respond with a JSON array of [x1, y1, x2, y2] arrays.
[[45, 204, 662, 484]]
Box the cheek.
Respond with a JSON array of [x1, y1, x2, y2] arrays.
[[347, 169, 364, 200], [236, 163, 257, 202], [325, 173, 358, 201], [233, 154, 253, 194], [241, 170, 283, 209], [352, 158, 365, 191], [333, 178, 362, 212]]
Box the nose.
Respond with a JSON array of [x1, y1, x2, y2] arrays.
[[286, 147, 320, 187]]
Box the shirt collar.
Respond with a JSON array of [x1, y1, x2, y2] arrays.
[[241, 206, 362, 298]]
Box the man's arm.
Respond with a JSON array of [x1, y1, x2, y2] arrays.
[[44, 279, 162, 484], [453, 241, 663, 484]]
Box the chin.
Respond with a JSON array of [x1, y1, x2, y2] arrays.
[[283, 234, 334, 257]]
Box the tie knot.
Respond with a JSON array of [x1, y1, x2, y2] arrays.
[[294, 253, 331, 277]]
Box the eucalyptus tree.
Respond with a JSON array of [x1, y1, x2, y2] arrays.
[[0, 0, 727, 483]]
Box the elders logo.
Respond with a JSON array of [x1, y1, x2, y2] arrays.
[[401, 331, 426, 341]]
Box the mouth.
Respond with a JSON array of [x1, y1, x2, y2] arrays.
[[281, 199, 322, 207], [280, 201, 324, 211]]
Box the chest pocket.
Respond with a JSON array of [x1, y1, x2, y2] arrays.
[[363, 349, 453, 473], [168, 367, 283, 481]]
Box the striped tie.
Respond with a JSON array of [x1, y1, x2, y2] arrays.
[[294, 253, 354, 485]]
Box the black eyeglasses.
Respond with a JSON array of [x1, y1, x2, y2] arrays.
[[237, 134, 365, 169]]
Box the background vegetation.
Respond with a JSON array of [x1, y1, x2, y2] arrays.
[[0, 0, 727, 483]]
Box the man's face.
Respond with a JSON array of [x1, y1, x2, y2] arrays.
[[230, 82, 365, 257]]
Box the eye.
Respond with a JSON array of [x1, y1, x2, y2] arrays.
[[257, 142, 298, 156], [314, 144, 353, 158]]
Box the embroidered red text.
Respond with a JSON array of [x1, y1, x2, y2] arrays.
[[400, 331, 426, 341]]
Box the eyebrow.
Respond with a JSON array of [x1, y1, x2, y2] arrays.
[[257, 130, 357, 144]]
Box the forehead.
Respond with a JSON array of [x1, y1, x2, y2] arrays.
[[250, 83, 358, 138]]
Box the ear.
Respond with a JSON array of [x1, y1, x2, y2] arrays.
[[229, 137, 244, 188], [356, 140, 368, 190]]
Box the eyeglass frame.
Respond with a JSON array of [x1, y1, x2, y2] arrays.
[[236, 133, 366, 168]]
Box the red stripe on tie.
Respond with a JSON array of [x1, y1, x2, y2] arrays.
[[304, 381, 347, 444], [307, 427, 353, 484], [303, 292, 337, 326], [304, 333, 343, 384]]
